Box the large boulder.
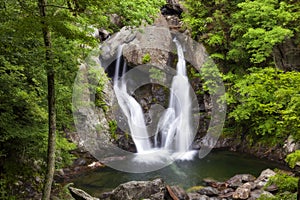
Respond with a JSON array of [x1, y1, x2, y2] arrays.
[[109, 178, 166, 200], [197, 186, 219, 197], [187, 193, 210, 200], [249, 189, 274, 200], [226, 174, 256, 188], [166, 185, 189, 200], [283, 135, 299, 154], [69, 186, 99, 200], [232, 182, 252, 199], [254, 169, 276, 189], [122, 26, 172, 67]]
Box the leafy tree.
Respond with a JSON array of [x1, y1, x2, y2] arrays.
[[225, 67, 300, 145], [182, 0, 300, 71], [230, 0, 299, 64], [0, 0, 165, 198]]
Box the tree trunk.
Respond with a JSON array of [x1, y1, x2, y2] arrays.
[[38, 0, 56, 200]]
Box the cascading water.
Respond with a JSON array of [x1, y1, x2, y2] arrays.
[[113, 45, 151, 153], [113, 38, 195, 160], [159, 38, 193, 153]]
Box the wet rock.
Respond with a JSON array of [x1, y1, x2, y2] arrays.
[[219, 188, 234, 198], [188, 193, 210, 200], [98, 28, 110, 42], [150, 191, 166, 200], [74, 158, 87, 166], [264, 184, 278, 192], [220, 188, 234, 194], [283, 135, 299, 154], [69, 186, 99, 200], [165, 15, 183, 31], [161, 0, 183, 15], [167, 185, 189, 200], [254, 169, 276, 189], [99, 192, 112, 199], [232, 182, 252, 199], [88, 161, 105, 169], [197, 186, 219, 196], [249, 189, 274, 200], [203, 178, 218, 186], [116, 134, 136, 152], [122, 26, 172, 67], [226, 174, 256, 188], [109, 178, 165, 200]]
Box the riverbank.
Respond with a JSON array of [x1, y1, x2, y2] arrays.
[[68, 168, 298, 200]]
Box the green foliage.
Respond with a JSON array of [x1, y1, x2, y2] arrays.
[[0, 0, 165, 197], [0, 178, 16, 200], [142, 53, 151, 64], [258, 193, 297, 200], [200, 59, 223, 95], [55, 133, 77, 169], [285, 150, 300, 168], [265, 172, 298, 193], [95, 70, 110, 113], [149, 67, 165, 81], [231, 0, 296, 63], [110, 0, 165, 27], [108, 120, 118, 140], [225, 67, 300, 145], [182, 0, 300, 70]]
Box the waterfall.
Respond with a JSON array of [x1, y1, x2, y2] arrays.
[[113, 45, 151, 152], [113, 38, 195, 159], [157, 38, 193, 153]]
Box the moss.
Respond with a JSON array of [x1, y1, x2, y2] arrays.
[[265, 171, 298, 193], [108, 120, 118, 140], [142, 53, 151, 64], [186, 185, 204, 193]]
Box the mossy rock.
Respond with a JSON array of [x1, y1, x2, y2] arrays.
[[186, 185, 204, 193]]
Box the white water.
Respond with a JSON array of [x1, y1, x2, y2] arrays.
[[113, 45, 151, 152], [160, 38, 193, 153], [113, 38, 195, 159]]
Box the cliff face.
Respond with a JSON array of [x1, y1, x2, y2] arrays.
[[273, 38, 300, 71]]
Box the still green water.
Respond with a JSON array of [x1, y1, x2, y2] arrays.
[[72, 150, 283, 197]]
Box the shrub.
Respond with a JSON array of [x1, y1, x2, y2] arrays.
[[285, 150, 300, 168], [266, 172, 298, 193], [225, 67, 300, 145]]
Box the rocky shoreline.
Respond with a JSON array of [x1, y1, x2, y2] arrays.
[[68, 168, 296, 200]]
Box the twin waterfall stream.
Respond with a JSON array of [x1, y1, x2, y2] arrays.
[[113, 38, 196, 161]]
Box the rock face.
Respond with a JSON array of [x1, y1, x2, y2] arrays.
[[161, 0, 184, 15], [98, 13, 210, 151], [109, 178, 166, 200], [273, 39, 300, 71], [122, 26, 172, 67]]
